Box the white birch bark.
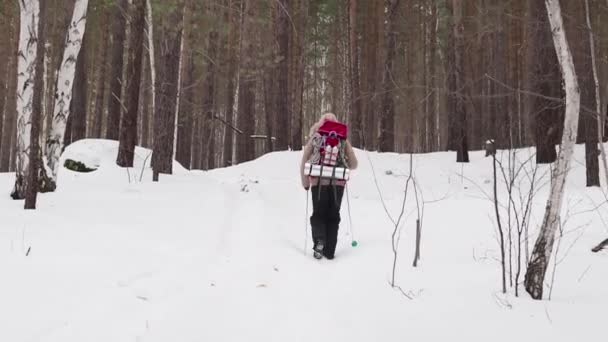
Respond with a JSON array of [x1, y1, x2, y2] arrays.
[[584, 0, 608, 188], [172, 8, 186, 161], [44, 0, 89, 183], [12, 0, 40, 199], [145, 0, 156, 140], [525, 0, 580, 299]]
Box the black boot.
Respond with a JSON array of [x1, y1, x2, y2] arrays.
[[313, 240, 325, 259]]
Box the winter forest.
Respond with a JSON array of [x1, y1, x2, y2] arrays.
[[1, 0, 608, 341]]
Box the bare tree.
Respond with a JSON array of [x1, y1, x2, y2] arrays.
[[274, 0, 290, 151], [117, 0, 145, 168], [378, 0, 400, 153], [24, 0, 47, 209], [42, 0, 90, 191], [525, 0, 580, 300], [11, 0, 40, 200]]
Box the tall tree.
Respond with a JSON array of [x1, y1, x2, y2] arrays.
[[222, 0, 239, 167], [42, 0, 90, 192], [11, 0, 40, 199], [349, 0, 363, 147], [0, 3, 18, 172], [117, 0, 146, 167], [235, 0, 257, 164], [152, 16, 182, 180], [447, 0, 469, 163], [203, 30, 219, 170], [106, 0, 127, 140], [378, 0, 400, 152], [525, 0, 581, 300], [563, 0, 599, 187], [66, 36, 88, 145], [24, 0, 47, 209], [275, 0, 290, 151]]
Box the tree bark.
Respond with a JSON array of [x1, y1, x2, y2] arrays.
[[41, 0, 90, 192], [117, 0, 145, 167], [24, 0, 47, 209], [1, 5, 18, 172], [378, 0, 400, 152], [563, 0, 599, 187], [235, 0, 257, 164], [67, 35, 87, 145], [447, 0, 469, 163], [275, 0, 290, 151], [203, 30, 219, 170], [584, 0, 608, 189], [349, 0, 363, 148], [11, 0, 40, 200], [222, 0, 239, 167], [105, 0, 127, 140], [152, 28, 181, 180], [525, 0, 580, 300]]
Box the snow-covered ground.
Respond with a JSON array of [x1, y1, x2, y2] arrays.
[[0, 139, 606, 341]]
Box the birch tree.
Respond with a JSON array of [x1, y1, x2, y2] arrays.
[[42, 0, 89, 191], [11, 0, 40, 200], [524, 0, 580, 300]]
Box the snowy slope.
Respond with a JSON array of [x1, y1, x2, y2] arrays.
[[0, 140, 606, 342]]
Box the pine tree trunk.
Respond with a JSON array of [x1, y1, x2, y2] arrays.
[[448, 0, 469, 163], [1, 5, 18, 173], [378, 0, 400, 152], [235, 0, 257, 164], [529, 0, 561, 164], [117, 0, 145, 168], [525, 0, 580, 300], [68, 35, 87, 145], [152, 31, 181, 180], [93, 11, 110, 139], [106, 0, 127, 140], [176, 50, 193, 170], [0, 0, 6, 152], [584, 0, 608, 189], [11, 0, 40, 200], [562, 0, 599, 187], [41, 0, 89, 192], [222, 0, 238, 167], [349, 0, 363, 148], [203, 30, 219, 170], [275, 0, 290, 151]]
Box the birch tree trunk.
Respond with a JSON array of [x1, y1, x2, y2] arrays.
[[524, 0, 580, 300], [11, 0, 40, 200], [42, 0, 89, 191], [145, 0, 156, 131], [24, 0, 47, 209], [172, 1, 189, 162]]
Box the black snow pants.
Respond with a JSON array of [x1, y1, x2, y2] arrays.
[[310, 185, 345, 258]]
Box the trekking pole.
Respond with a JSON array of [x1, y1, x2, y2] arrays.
[[345, 184, 358, 247], [304, 188, 310, 255]]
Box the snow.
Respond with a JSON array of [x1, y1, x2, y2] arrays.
[[1, 139, 606, 341]]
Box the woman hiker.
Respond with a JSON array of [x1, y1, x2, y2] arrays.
[[300, 113, 358, 260]]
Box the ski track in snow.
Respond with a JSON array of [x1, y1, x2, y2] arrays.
[[0, 139, 607, 342]]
